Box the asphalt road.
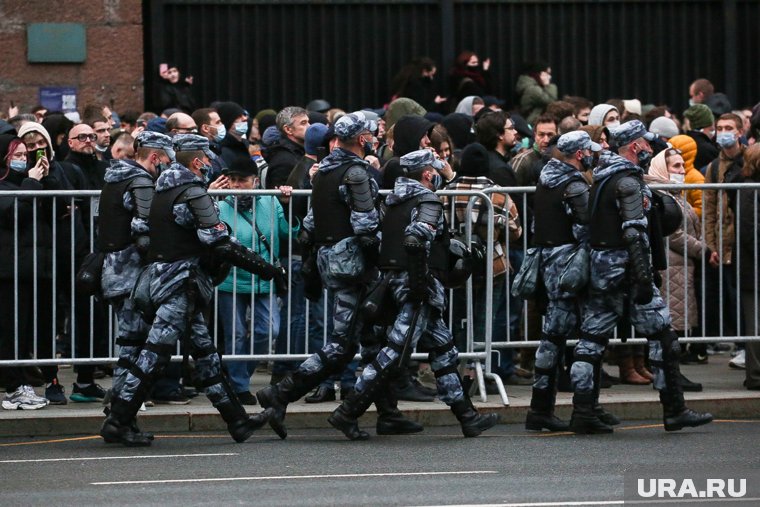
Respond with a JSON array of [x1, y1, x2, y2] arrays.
[[0, 420, 758, 506]]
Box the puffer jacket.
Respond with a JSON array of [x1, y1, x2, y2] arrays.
[[669, 135, 704, 219]]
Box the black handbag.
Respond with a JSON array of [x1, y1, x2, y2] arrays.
[[75, 251, 106, 296]]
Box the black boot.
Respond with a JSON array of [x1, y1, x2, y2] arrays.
[[653, 328, 713, 432], [216, 399, 269, 443], [450, 398, 500, 437], [374, 389, 423, 435], [526, 389, 569, 432], [256, 370, 326, 440], [390, 373, 435, 402], [328, 369, 391, 441], [679, 372, 703, 392], [593, 362, 620, 426], [569, 392, 613, 434], [103, 406, 154, 441], [100, 396, 153, 447]]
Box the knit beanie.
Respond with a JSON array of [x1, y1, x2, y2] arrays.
[[458, 142, 490, 178], [217, 102, 246, 130], [385, 97, 426, 130], [588, 104, 617, 126], [684, 104, 714, 131], [649, 116, 679, 139], [304, 123, 329, 156]]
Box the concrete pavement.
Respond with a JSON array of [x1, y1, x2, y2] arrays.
[[0, 353, 757, 438]]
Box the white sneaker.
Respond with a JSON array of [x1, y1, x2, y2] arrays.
[[729, 349, 746, 369], [2, 385, 49, 410]]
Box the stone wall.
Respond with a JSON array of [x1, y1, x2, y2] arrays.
[[0, 0, 144, 116]]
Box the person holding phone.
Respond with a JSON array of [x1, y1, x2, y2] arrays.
[[0, 136, 59, 409]]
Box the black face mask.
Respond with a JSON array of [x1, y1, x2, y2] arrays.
[[362, 137, 375, 157], [637, 149, 652, 170]]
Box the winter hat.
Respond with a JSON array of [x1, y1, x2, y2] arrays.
[[588, 104, 618, 126], [307, 111, 329, 126], [684, 104, 714, 131], [622, 99, 642, 116], [261, 125, 281, 148], [304, 123, 329, 156], [649, 116, 679, 139], [385, 97, 426, 130], [17, 122, 55, 160], [217, 102, 246, 130], [458, 142, 490, 177], [441, 113, 475, 150], [705, 93, 732, 117]]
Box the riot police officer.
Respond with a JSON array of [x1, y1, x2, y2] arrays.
[[328, 149, 501, 440], [526, 131, 605, 432], [256, 112, 420, 439], [100, 134, 279, 446], [571, 121, 713, 434], [99, 131, 174, 441]]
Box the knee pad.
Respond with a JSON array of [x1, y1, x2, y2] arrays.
[[650, 328, 680, 360]]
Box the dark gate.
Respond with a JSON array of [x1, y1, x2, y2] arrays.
[[144, 0, 759, 115]]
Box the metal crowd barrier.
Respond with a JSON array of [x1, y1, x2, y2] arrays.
[[1, 184, 759, 406]]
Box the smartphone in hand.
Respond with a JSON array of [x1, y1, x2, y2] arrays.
[[36, 149, 46, 161]]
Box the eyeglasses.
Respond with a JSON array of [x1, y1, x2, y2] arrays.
[[71, 133, 98, 142]]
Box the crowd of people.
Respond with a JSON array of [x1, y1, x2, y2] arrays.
[[1, 57, 759, 440]]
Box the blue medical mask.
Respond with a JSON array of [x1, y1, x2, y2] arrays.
[[9, 160, 27, 172], [234, 121, 248, 137], [716, 132, 737, 149], [214, 123, 226, 143]]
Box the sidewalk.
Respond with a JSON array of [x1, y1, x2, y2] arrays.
[[0, 354, 757, 438]]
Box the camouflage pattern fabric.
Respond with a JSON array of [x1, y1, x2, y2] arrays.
[[109, 296, 149, 395]]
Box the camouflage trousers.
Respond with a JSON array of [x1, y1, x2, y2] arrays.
[[354, 273, 464, 405], [107, 296, 150, 395], [572, 249, 671, 393], [116, 291, 228, 408], [533, 246, 582, 391], [296, 282, 368, 379]]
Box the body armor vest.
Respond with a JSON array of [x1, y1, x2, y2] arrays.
[[589, 170, 640, 248], [96, 178, 135, 252], [311, 164, 354, 246], [379, 195, 449, 272], [148, 183, 206, 262], [532, 179, 577, 247]]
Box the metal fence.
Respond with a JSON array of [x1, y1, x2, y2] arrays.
[[1, 184, 759, 405]]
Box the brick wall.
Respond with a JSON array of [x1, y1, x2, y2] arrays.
[[0, 0, 144, 117]]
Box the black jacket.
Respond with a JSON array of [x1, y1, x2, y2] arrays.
[[264, 137, 305, 189], [687, 131, 720, 172], [157, 81, 196, 113], [220, 134, 250, 168]]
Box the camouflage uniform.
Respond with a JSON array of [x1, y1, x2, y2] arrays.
[[102, 135, 275, 446], [327, 150, 500, 440], [526, 132, 598, 432], [571, 121, 712, 433], [257, 113, 422, 440]]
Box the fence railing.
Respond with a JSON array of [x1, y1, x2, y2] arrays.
[[1, 183, 759, 405]]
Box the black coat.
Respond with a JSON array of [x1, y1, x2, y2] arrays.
[[157, 81, 196, 113], [0, 173, 55, 280], [264, 137, 304, 189], [687, 131, 720, 172]]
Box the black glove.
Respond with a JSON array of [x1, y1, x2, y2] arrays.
[[357, 234, 380, 264], [631, 280, 654, 305], [272, 265, 288, 296], [297, 228, 314, 249]]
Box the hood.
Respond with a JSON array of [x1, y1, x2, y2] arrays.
[[539, 158, 583, 189], [0, 120, 16, 136], [515, 74, 538, 95], [442, 113, 475, 150], [17, 122, 55, 160], [645, 150, 670, 185], [155, 162, 202, 192], [668, 135, 697, 172], [592, 150, 640, 182], [105, 159, 152, 184], [385, 97, 426, 130], [393, 115, 435, 157], [385, 176, 431, 206], [454, 96, 478, 116], [318, 147, 367, 174]]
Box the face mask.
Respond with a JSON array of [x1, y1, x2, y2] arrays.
[[607, 121, 620, 129], [9, 159, 27, 172], [200, 163, 213, 184], [637, 149, 652, 169], [670, 173, 685, 184], [716, 132, 737, 149], [431, 172, 443, 190], [363, 140, 374, 157], [214, 123, 226, 143], [688, 99, 696, 107], [234, 121, 248, 137], [95, 144, 107, 153], [581, 155, 595, 170]]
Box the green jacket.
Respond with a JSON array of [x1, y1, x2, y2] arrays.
[[218, 195, 299, 294], [515, 74, 558, 125]]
